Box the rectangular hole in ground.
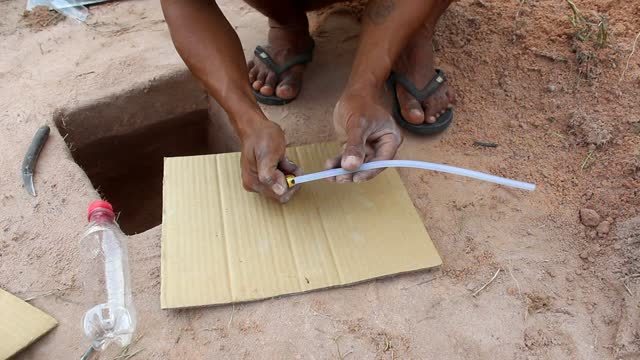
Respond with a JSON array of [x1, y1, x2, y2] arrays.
[[55, 73, 242, 234], [70, 110, 215, 234]]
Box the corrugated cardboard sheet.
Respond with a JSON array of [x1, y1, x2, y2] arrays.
[[0, 288, 57, 359], [161, 142, 441, 308]]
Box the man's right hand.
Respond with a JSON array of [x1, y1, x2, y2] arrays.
[[240, 120, 302, 203]]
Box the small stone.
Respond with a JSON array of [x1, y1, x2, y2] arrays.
[[596, 221, 610, 236], [580, 208, 601, 227], [546, 84, 557, 92], [613, 244, 622, 250], [588, 257, 595, 262], [507, 287, 517, 296], [452, 38, 465, 48], [579, 251, 589, 260], [566, 275, 574, 282], [466, 283, 476, 291], [575, 269, 582, 275]]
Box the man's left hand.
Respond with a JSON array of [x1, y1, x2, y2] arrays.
[[326, 90, 403, 183]]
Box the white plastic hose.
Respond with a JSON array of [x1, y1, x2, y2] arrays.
[[291, 160, 536, 191]]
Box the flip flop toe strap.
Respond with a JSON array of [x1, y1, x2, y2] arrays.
[[390, 69, 447, 102], [253, 41, 315, 77]]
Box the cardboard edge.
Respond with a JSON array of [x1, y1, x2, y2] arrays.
[[160, 157, 170, 309], [161, 264, 442, 309]]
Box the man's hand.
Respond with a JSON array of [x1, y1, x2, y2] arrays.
[[326, 90, 403, 182], [240, 120, 302, 203]]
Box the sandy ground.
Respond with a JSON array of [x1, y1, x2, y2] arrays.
[[1, 0, 639, 359]]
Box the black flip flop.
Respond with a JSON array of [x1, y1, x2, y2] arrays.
[[387, 69, 453, 135], [252, 40, 315, 106]]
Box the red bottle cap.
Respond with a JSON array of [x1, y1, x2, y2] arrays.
[[87, 200, 115, 221]]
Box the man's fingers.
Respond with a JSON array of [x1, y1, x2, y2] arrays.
[[248, 172, 299, 203], [257, 155, 287, 196], [324, 156, 341, 182], [351, 168, 384, 183], [279, 157, 303, 177], [277, 183, 300, 203], [271, 170, 288, 196], [341, 122, 367, 171], [352, 133, 401, 183]]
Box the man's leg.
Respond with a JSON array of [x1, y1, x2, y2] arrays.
[[244, 0, 343, 100], [393, 0, 455, 124]]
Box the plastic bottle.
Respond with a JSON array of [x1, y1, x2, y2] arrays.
[[80, 200, 136, 351]]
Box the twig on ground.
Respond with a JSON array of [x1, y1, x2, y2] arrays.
[[512, 0, 527, 42], [227, 304, 235, 329], [580, 150, 594, 170], [508, 266, 522, 296], [111, 335, 144, 360], [112, 348, 144, 360], [472, 268, 502, 297], [400, 276, 438, 290], [76, 71, 96, 78], [566, 0, 584, 25], [623, 281, 633, 296], [332, 336, 352, 360], [24, 286, 72, 301], [308, 305, 335, 321], [550, 131, 565, 139], [620, 31, 640, 82], [382, 334, 392, 353], [473, 140, 498, 148]]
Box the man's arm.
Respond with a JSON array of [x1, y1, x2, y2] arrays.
[[161, 0, 300, 202], [161, 0, 259, 132], [330, 0, 437, 182]]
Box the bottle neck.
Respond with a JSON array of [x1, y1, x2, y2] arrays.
[[88, 209, 115, 224]]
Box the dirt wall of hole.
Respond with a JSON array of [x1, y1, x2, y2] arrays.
[[54, 71, 211, 149]]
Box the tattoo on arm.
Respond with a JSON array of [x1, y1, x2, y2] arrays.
[[365, 0, 395, 25]]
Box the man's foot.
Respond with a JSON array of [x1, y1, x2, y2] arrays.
[[393, 27, 455, 124], [247, 24, 314, 100]]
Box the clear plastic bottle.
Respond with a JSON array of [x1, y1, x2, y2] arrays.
[[80, 200, 136, 351]]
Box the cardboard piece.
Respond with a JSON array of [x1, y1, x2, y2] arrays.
[[161, 142, 441, 308], [0, 288, 58, 359]]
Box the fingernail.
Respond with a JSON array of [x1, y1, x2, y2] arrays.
[[273, 183, 285, 195], [345, 155, 358, 168]]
